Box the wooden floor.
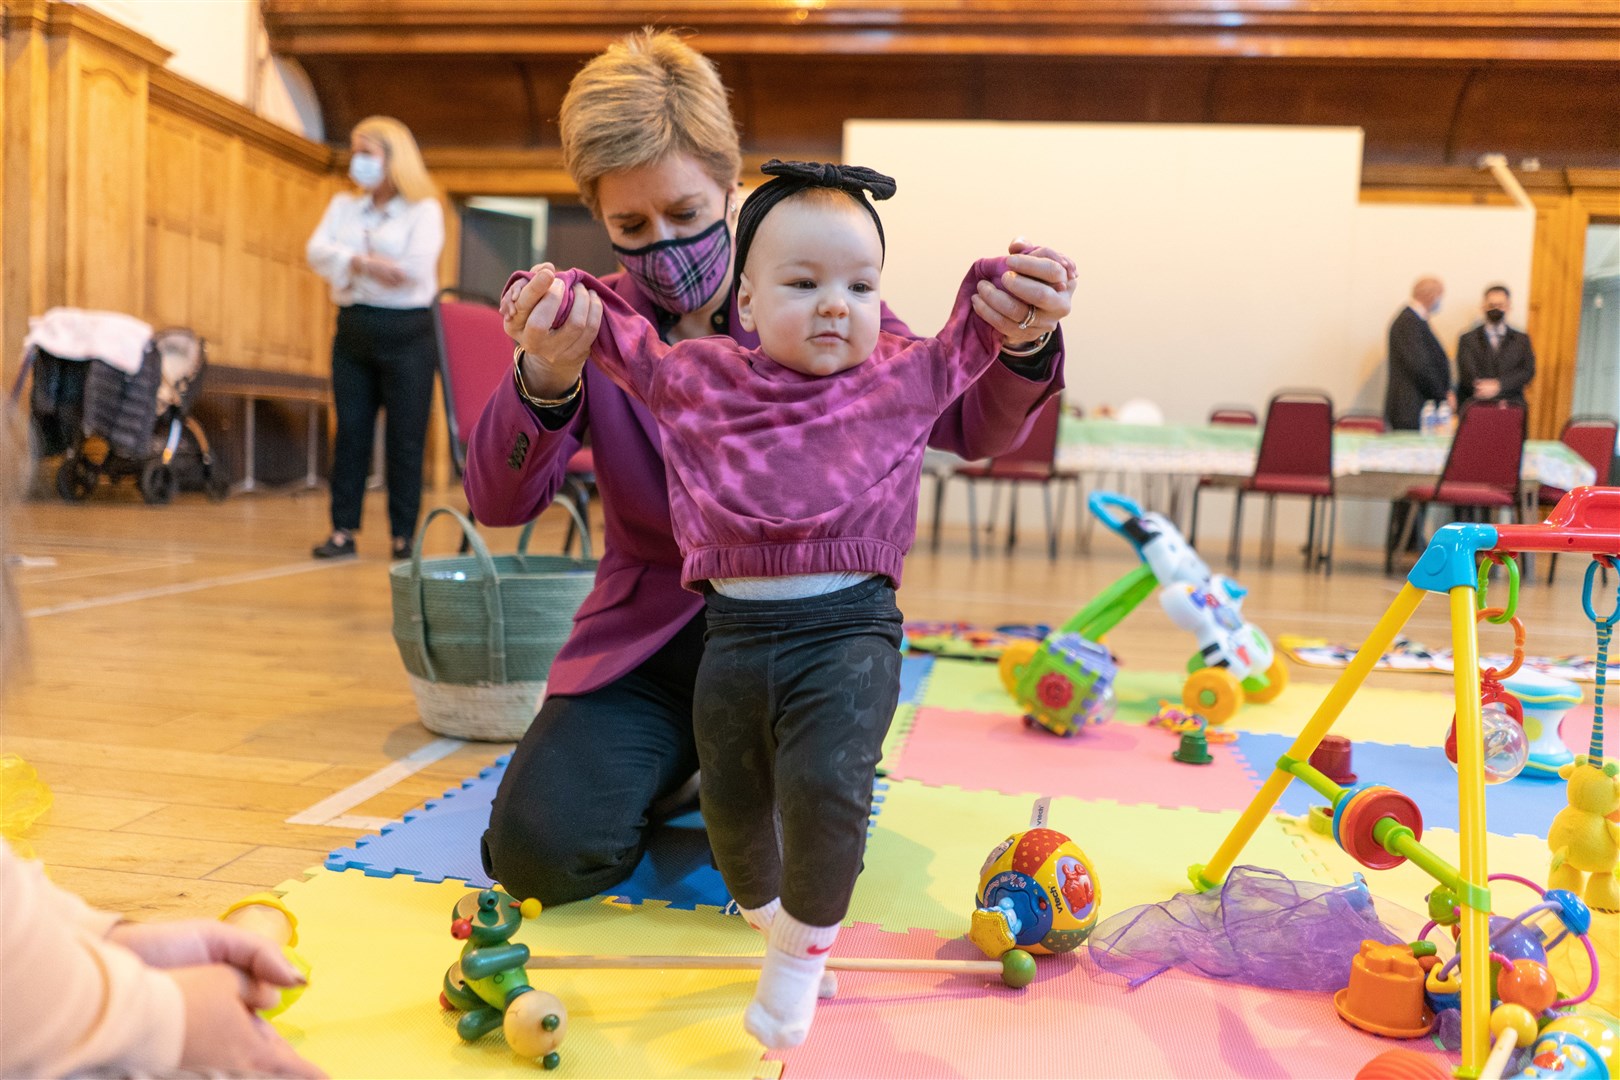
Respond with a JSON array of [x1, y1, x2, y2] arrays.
[[3, 482, 1602, 921]]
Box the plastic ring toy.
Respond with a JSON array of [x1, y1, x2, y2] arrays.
[[1335, 785, 1422, 871], [1331, 783, 1375, 854], [1475, 609, 1525, 680], [1476, 554, 1520, 624], [1182, 667, 1244, 725]]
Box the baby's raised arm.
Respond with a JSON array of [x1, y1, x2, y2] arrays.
[[501, 268, 670, 404]]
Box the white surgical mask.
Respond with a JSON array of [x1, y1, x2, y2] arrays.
[[349, 152, 386, 191]]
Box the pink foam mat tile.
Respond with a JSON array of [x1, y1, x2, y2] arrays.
[[769, 922, 1455, 1079], [886, 706, 1260, 812]]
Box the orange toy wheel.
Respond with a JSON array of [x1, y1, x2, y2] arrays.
[[1183, 667, 1244, 725], [998, 639, 1040, 696], [1245, 656, 1289, 704]]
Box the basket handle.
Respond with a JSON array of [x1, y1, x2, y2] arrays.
[[406, 507, 507, 685], [515, 494, 593, 564]]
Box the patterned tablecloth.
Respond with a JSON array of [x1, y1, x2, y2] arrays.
[[1057, 418, 1597, 492]]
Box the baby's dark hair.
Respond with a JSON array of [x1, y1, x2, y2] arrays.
[[732, 160, 896, 295]]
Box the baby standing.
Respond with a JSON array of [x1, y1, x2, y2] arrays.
[[503, 161, 1069, 1048]]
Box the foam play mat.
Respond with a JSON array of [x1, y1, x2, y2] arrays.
[[1279, 633, 1620, 683], [254, 655, 1613, 1077]]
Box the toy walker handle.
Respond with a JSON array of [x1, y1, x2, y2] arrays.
[[1088, 491, 1145, 543]]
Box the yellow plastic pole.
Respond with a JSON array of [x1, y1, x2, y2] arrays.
[[1449, 585, 1491, 1079], [1195, 582, 1427, 889]]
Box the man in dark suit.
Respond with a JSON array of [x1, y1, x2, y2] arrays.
[[1383, 276, 1453, 431], [1383, 276, 1453, 558], [1457, 284, 1535, 408]]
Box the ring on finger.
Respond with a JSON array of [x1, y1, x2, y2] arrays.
[[1017, 304, 1037, 331]]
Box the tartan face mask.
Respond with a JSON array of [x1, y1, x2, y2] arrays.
[[611, 216, 732, 315]]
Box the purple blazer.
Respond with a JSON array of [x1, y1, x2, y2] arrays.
[[463, 271, 1066, 696]]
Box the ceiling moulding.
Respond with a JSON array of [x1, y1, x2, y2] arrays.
[[261, 1, 1620, 63]]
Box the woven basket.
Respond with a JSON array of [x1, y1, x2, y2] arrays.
[[390, 503, 596, 740]]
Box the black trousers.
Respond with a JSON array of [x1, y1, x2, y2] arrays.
[[481, 612, 706, 906], [695, 578, 903, 927], [328, 304, 437, 539]]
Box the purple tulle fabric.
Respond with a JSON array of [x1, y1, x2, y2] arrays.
[[1087, 865, 1403, 992]]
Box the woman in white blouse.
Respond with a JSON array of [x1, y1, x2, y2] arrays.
[[306, 116, 444, 559]]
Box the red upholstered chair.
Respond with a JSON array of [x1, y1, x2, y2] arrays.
[[1208, 406, 1259, 427], [1385, 399, 1527, 574], [433, 287, 593, 553], [942, 397, 1079, 559], [1542, 415, 1617, 582], [1213, 391, 1336, 573], [1186, 407, 1259, 545], [1334, 413, 1387, 435], [434, 288, 511, 478]]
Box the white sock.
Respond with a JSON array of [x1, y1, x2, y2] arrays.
[[744, 911, 837, 1049], [737, 899, 837, 998], [739, 898, 781, 933]]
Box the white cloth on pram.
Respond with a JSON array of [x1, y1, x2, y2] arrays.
[[24, 308, 152, 375]]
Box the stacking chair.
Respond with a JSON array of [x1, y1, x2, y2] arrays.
[[1208, 406, 1259, 427], [1542, 415, 1617, 583], [1202, 391, 1335, 573], [433, 287, 593, 554], [1385, 400, 1527, 574], [943, 397, 1079, 559], [1334, 413, 1387, 435], [1186, 405, 1262, 544]]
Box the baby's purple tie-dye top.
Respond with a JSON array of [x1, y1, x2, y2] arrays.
[[530, 258, 1008, 590]]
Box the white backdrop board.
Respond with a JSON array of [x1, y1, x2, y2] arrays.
[[844, 120, 1536, 553], [844, 121, 1366, 423]]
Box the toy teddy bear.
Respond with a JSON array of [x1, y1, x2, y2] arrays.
[[1547, 755, 1620, 912]]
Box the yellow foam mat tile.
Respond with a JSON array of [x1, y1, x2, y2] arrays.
[[1279, 817, 1618, 1017], [922, 657, 1463, 749], [268, 868, 770, 1079], [848, 780, 1333, 936]]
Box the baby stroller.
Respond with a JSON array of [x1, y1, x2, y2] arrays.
[[19, 312, 229, 504]]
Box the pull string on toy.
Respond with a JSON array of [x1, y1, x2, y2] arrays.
[[1581, 557, 1618, 764]]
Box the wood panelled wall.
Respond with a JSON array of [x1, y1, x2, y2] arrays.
[[1, 1, 337, 394]]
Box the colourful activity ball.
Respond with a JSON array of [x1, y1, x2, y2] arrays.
[[976, 828, 1101, 955], [1496, 960, 1558, 1014], [1479, 702, 1529, 784]]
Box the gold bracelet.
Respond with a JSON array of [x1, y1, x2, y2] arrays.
[[513, 346, 583, 408]]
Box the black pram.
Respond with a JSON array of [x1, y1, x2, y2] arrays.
[[15, 312, 229, 504]]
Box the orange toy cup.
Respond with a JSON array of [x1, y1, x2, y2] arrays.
[[1334, 941, 1436, 1039]]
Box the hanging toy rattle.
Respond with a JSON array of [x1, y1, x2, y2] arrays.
[[1444, 558, 1530, 786]]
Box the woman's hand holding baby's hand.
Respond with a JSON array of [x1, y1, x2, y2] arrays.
[[501, 263, 602, 399], [971, 239, 1078, 350]]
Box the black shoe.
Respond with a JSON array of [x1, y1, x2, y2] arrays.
[[391, 536, 411, 561], [312, 532, 356, 559]]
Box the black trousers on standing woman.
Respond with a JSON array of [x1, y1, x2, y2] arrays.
[[328, 304, 438, 541]]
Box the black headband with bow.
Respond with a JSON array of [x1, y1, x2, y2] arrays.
[[733, 159, 897, 296]]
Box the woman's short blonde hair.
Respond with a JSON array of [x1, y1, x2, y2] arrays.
[[352, 115, 437, 204], [560, 29, 742, 217]]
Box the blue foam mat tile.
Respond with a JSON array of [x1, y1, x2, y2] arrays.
[[898, 654, 935, 707], [1230, 732, 1566, 839], [324, 758, 889, 910]]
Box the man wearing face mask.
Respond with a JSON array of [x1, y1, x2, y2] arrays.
[[306, 116, 444, 561], [1456, 284, 1535, 409]]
